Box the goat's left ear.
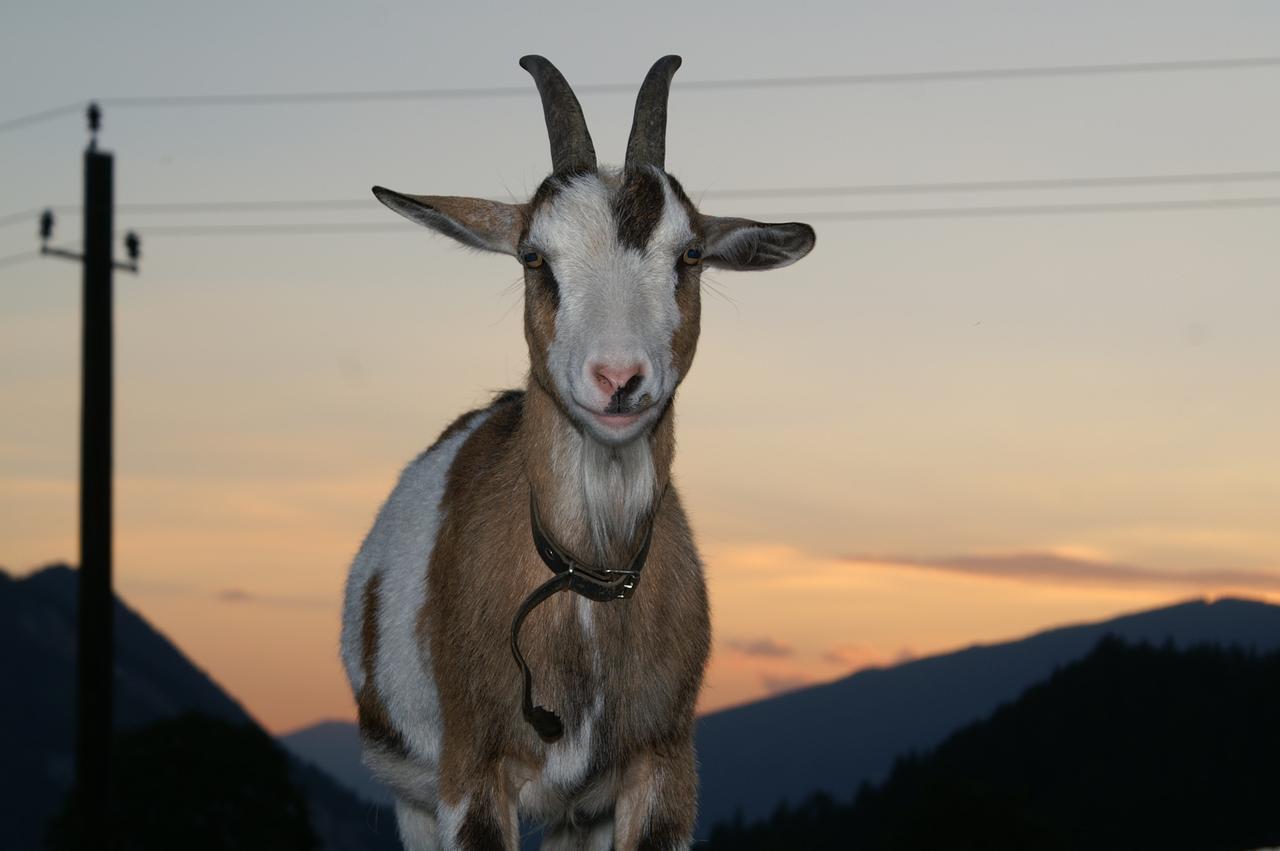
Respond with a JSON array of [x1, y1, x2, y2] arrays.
[[372, 187, 523, 256], [700, 216, 816, 271]]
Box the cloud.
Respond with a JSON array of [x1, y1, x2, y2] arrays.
[[843, 551, 1280, 591], [727, 637, 794, 658], [820, 644, 885, 669], [215, 588, 332, 609], [820, 643, 918, 672], [760, 672, 811, 696]]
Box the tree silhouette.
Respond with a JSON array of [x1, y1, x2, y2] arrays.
[[707, 637, 1280, 850], [47, 713, 319, 851]]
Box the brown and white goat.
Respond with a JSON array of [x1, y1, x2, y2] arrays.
[[340, 56, 815, 850]]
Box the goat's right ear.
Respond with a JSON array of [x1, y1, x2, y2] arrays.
[[372, 187, 523, 256]]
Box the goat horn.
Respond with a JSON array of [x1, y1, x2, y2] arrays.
[[624, 55, 682, 173], [519, 55, 597, 175]]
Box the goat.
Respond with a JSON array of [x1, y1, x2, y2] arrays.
[[340, 55, 815, 851]]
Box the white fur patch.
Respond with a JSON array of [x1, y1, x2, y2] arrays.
[[394, 799, 443, 851], [580, 433, 657, 556], [541, 689, 605, 792], [339, 409, 493, 766], [437, 793, 471, 851]]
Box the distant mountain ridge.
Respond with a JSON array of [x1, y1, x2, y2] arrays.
[[694, 596, 1280, 836], [282, 719, 394, 806], [278, 595, 1280, 839], [0, 564, 398, 851], [704, 637, 1280, 850]]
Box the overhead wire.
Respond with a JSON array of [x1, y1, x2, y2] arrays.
[[6, 168, 1280, 231], [3, 54, 1280, 134], [0, 249, 40, 270], [107, 195, 1280, 237], [785, 195, 1280, 221]]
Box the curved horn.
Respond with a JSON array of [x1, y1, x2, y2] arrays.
[[519, 55, 597, 174], [624, 55, 682, 173]]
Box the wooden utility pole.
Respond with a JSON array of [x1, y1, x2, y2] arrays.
[[78, 105, 114, 845], [40, 103, 140, 848]]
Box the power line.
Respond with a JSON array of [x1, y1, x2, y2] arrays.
[[0, 103, 84, 133], [7, 168, 1280, 230], [1, 198, 374, 228], [0, 209, 42, 229], [139, 222, 412, 236], [120, 194, 1280, 236], [786, 195, 1280, 222], [699, 169, 1280, 200], [5, 54, 1280, 134], [0, 249, 40, 269]]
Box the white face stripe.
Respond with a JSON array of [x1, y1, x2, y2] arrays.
[[527, 169, 692, 551], [527, 170, 695, 433]]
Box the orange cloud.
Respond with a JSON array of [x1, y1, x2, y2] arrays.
[[760, 672, 812, 696], [820, 643, 891, 671], [726, 637, 795, 658], [846, 551, 1280, 592], [216, 588, 333, 609]]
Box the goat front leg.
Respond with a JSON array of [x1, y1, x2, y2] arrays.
[[436, 768, 520, 851], [613, 740, 698, 851]]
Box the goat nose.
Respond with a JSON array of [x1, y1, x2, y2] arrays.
[[593, 363, 644, 396]]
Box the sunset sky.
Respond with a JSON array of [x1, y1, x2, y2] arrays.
[[3, 2, 1279, 734]]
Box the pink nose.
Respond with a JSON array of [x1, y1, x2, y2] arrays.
[[593, 363, 644, 397]]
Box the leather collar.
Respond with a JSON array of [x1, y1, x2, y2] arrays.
[[510, 487, 662, 742], [528, 492, 653, 601]]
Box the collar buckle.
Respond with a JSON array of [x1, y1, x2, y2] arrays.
[[529, 492, 655, 602]]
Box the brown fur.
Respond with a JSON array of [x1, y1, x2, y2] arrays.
[[356, 573, 409, 756], [417, 368, 708, 846]]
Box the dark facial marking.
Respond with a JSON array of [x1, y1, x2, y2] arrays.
[[522, 175, 575, 311], [614, 168, 667, 250], [662, 174, 703, 236], [664, 175, 704, 295], [531, 263, 560, 309], [519, 174, 569, 245]]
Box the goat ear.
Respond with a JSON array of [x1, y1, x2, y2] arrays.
[[700, 216, 815, 271], [372, 187, 523, 256]]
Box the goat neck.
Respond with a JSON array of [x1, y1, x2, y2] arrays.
[[520, 376, 675, 569]]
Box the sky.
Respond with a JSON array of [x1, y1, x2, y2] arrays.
[[2, 1, 1279, 733]]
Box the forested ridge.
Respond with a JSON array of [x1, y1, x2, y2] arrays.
[[706, 637, 1280, 851]]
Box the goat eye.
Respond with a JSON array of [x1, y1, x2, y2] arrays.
[[522, 250, 544, 269], [681, 247, 703, 266]]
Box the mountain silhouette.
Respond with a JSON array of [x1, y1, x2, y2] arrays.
[[282, 719, 394, 806], [693, 595, 1280, 836], [45, 713, 321, 851], [0, 564, 399, 851], [703, 636, 1280, 850]]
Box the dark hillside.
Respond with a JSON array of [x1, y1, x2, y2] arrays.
[[694, 596, 1280, 833], [706, 637, 1280, 851], [0, 565, 398, 851]]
